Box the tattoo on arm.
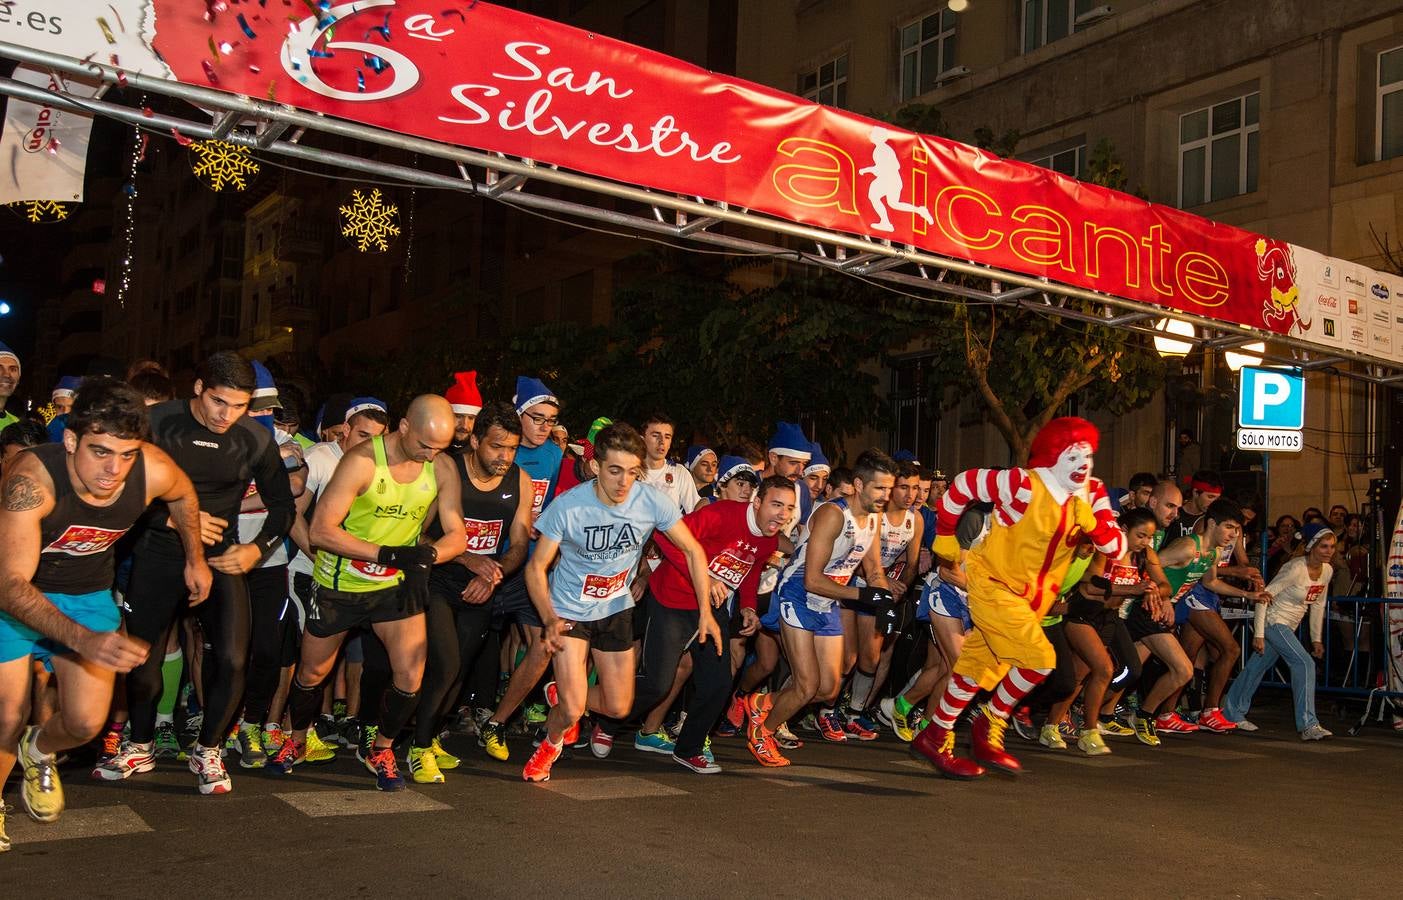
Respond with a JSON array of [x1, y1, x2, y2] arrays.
[[3, 474, 43, 512]]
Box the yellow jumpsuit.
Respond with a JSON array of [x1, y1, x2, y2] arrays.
[[953, 472, 1100, 690]]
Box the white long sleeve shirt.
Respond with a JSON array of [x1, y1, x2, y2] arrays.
[[1257, 556, 1331, 643]]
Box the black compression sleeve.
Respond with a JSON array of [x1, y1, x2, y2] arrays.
[[250, 433, 296, 558]]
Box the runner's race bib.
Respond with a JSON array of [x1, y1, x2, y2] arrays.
[[581, 570, 630, 603], [43, 525, 128, 556], [349, 560, 400, 582], [708, 549, 752, 589], [464, 518, 503, 555], [529, 479, 551, 519]]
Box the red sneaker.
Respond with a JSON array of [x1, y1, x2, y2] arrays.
[[522, 737, 563, 782], [720, 693, 746, 734], [816, 711, 848, 743], [911, 723, 984, 780], [544, 682, 580, 746], [970, 705, 1022, 774], [1154, 711, 1200, 735], [742, 692, 772, 743], [843, 713, 879, 742], [746, 731, 790, 768], [1195, 708, 1238, 733]]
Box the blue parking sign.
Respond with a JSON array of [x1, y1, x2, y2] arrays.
[[1238, 366, 1305, 429]]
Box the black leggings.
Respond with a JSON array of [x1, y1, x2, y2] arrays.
[[1026, 621, 1077, 711], [242, 565, 298, 727], [125, 549, 251, 747], [414, 585, 493, 746], [629, 592, 732, 758]]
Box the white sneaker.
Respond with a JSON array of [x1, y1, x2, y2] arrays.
[[189, 744, 233, 795], [1234, 719, 1259, 732], [1299, 724, 1332, 741], [92, 741, 156, 781]]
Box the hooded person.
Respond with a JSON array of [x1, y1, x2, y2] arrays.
[[445, 370, 483, 449], [914, 416, 1123, 780]]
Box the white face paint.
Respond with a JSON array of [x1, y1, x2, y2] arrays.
[[1050, 442, 1094, 493]]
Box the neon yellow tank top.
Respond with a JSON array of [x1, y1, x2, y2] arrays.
[[314, 435, 437, 593]]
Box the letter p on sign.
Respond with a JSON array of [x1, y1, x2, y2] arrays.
[[1238, 366, 1305, 430]]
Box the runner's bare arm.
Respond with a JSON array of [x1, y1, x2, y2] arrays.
[[524, 535, 570, 653], [857, 537, 891, 591], [497, 466, 535, 579], [308, 446, 381, 560], [428, 453, 468, 562], [800, 504, 861, 601]]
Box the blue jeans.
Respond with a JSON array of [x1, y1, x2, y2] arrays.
[[1223, 623, 1318, 731]]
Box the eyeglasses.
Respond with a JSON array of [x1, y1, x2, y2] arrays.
[[523, 412, 559, 428]]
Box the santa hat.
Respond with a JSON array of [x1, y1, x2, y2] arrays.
[[445, 370, 483, 416], [51, 375, 81, 400], [513, 376, 559, 414], [1028, 416, 1100, 468], [0, 341, 18, 370], [716, 455, 758, 485], [767, 422, 812, 461], [345, 397, 388, 421], [686, 445, 716, 471], [804, 441, 831, 476]]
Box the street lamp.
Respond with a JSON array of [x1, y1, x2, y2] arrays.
[[947, 0, 970, 11], [0, 301, 11, 316], [1153, 318, 1194, 357], [1224, 341, 1266, 372]]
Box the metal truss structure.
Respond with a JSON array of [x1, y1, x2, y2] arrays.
[[4, 41, 1402, 386]]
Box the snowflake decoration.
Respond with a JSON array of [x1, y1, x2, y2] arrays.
[[189, 140, 259, 192], [339, 188, 401, 252], [7, 200, 71, 223]]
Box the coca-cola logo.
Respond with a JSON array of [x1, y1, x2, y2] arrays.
[[1316, 294, 1339, 312]]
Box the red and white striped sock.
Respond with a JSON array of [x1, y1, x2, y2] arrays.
[[986, 667, 1051, 720], [928, 673, 981, 730]]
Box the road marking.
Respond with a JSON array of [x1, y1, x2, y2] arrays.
[[758, 764, 876, 787], [1156, 744, 1264, 761], [274, 789, 451, 817], [1033, 752, 1150, 768], [535, 775, 689, 801], [5, 804, 151, 844]]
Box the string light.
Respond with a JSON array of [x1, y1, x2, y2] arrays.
[[114, 105, 143, 310]]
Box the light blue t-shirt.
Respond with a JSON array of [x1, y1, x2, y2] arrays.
[[535, 480, 681, 622]]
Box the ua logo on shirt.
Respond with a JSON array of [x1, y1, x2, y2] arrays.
[[582, 523, 639, 553]]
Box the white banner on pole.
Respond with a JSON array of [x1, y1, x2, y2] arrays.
[[1382, 503, 1403, 708], [0, 65, 99, 204]]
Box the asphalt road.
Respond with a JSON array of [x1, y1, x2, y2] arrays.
[[3, 696, 1400, 898]]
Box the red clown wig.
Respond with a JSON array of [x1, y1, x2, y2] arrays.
[[1028, 416, 1100, 468]]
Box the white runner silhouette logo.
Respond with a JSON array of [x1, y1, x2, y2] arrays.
[[859, 126, 932, 233]]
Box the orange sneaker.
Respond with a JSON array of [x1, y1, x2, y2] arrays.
[[746, 730, 790, 768], [742, 691, 772, 743], [544, 682, 580, 746], [522, 736, 563, 783]]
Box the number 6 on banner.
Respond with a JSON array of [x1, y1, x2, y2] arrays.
[[280, 0, 420, 102]]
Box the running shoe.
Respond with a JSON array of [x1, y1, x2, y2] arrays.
[[1300, 724, 1332, 741], [702, 736, 714, 765], [429, 737, 460, 769], [263, 723, 287, 750], [663, 711, 687, 742], [817, 710, 848, 743], [573, 716, 594, 750], [336, 718, 358, 750], [18, 727, 63, 823], [188, 744, 232, 795], [673, 751, 721, 774], [589, 723, 614, 759], [1098, 716, 1136, 738], [1056, 718, 1078, 739], [746, 731, 790, 767], [357, 724, 379, 764], [96, 727, 123, 764], [269, 736, 304, 774], [843, 712, 879, 741], [523, 701, 548, 725], [479, 720, 509, 761], [236, 723, 267, 769], [522, 737, 563, 782], [305, 728, 337, 763], [0, 803, 9, 853], [742, 692, 773, 743], [332, 699, 348, 721], [1154, 711, 1200, 735], [877, 697, 915, 743], [153, 721, 180, 759], [720, 693, 746, 736], [1233, 719, 1259, 732], [317, 714, 339, 744], [1038, 723, 1066, 750], [773, 723, 803, 750], [796, 712, 820, 734], [1131, 714, 1161, 747], [634, 729, 676, 755], [92, 741, 156, 781], [544, 682, 580, 746], [407, 746, 445, 784], [1011, 707, 1037, 742], [180, 712, 203, 752], [366, 747, 405, 791], [1196, 708, 1238, 733], [1076, 729, 1111, 756]]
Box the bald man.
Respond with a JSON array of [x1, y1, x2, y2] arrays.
[[272, 395, 467, 791]]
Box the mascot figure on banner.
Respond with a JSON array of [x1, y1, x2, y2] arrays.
[[1255, 237, 1309, 337], [913, 417, 1124, 779]]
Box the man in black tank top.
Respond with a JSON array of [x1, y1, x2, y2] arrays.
[[0, 379, 207, 842], [409, 401, 534, 782], [97, 352, 295, 798]]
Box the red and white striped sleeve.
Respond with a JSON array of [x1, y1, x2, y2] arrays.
[[1087, 477, 1125, 557], [936, 468, 1032, 537]]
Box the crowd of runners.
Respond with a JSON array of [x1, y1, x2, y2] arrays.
[[0, 343, 1342, 851]]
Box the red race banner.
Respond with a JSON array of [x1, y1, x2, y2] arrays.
[[11, 1, 1403, 358]]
